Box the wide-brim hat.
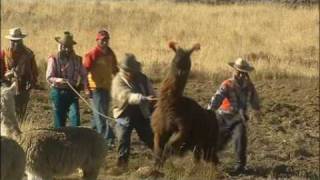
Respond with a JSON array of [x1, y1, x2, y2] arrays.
[[5, 27, 27, 40], [55, 31, 77, 46], [228, 57, 254, 73], [120, 53, 141, 73]]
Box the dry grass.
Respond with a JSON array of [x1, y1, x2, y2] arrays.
[[1, 0, 319, 81]]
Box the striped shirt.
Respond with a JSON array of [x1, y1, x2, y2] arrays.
[[46, 52, 88, 89]]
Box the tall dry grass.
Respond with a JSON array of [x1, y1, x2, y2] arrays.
[[1, 0, 319, 81]]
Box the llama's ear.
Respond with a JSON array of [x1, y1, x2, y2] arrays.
[[168, 41, 178, 52], [191, 43, 200, 52]]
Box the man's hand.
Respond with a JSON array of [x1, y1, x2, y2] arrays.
[[85, 89, 92, 98], [145, 95, 158, 102], [55, 78, 67, 84]]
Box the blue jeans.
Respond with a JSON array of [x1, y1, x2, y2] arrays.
[[50, 87, 80, 128], [91, 88, 115, 142], [115, 106, 153, 166]]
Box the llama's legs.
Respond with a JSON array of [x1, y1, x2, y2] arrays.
[[192, 146, 201, 164], [163, 130, 188, 161], [153, 132, 169, 169], [203, 147, 219, 165]]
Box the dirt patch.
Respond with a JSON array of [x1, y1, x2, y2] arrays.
[[24, 77, 319, 179]]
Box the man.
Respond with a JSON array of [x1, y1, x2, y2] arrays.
[[3, 27, 38, 121], [83, 29, 118, 145], [46, 31, 88, 128], [208, 57, 261, 174], [111, 53, 156, 171]]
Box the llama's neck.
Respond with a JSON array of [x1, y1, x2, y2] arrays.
[[159, 70, 189, 99], [1, 104, 22, 141]]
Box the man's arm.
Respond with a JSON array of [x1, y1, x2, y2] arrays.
[[249, 84, 261, 111], [208, 81, 229, 110], [110, 50, 119, 75], [46, 56, 65, 85], [30, 53, 38, 87], [249, 83, 262, 122], [79, 57, 89, 91]]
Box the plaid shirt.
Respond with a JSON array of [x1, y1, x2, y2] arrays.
[[209, 77, 260, 115], [46, 52, 88, 89]]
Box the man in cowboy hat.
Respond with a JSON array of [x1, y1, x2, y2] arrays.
[[110, 53, 156, 173], [208, 57, 261, 174], [46, 31, 88, 128], [2, 27, 38, 121], [83, 29, 119, 146]]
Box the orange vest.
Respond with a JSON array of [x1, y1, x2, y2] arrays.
[[219, 79, 234, 112]]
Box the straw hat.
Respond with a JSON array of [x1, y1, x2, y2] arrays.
[[120, 53, 141, 73], [5, 27, 27, 40], [54, 31, 77, 46], [228, 58, 254, 73]]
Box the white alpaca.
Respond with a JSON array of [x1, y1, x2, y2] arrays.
[[1, 82, 106, 180]]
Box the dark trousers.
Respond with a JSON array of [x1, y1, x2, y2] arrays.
[[217, 113, 247, 167], [15, 90, 30, 122], [115, 106, 153, 166]]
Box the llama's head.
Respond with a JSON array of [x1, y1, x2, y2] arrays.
[[1, 81, 17, 110], [161, 42, 200, 97], [1, 82, 21, 138], [168, 42, 200, 79]]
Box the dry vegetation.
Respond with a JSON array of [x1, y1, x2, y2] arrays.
[[1, 0, 319, 81], [1, 0, 319, 180]]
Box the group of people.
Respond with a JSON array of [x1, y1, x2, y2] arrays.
[[1, 27, 261, 174]]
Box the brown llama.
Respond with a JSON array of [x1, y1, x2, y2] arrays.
[[151, 42, 219, 168]]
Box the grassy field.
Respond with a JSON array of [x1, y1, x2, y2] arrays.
[[1, 0, 319, 180], [1, 0, 319, 81]]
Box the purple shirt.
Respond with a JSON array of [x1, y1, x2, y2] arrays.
[[46, 53, 88, 89]]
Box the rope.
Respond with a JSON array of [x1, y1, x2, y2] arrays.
[[65, 81, 116, 121]]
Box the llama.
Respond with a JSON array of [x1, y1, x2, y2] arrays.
[[151, 42, 220, 168], [0, 82, 106, 180], [1, 136, 26, 180]]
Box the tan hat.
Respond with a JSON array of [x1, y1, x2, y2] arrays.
[[120, 53, 141, 73], [54, 31, 77, 46], [228, 57, 254, 73], [5, 27, 27, 40]]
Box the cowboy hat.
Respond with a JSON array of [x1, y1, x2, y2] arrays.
[[120, 53, 141, 73], [5, 27, 27, 40], [228, 58, 254, 73], [54, 31, 77, 46]]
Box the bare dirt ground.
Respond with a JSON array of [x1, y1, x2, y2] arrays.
[[24, 76, 319, 180]]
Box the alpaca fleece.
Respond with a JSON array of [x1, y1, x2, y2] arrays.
[[1, 136, 26, 180], [1, 82, 106, 180]]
